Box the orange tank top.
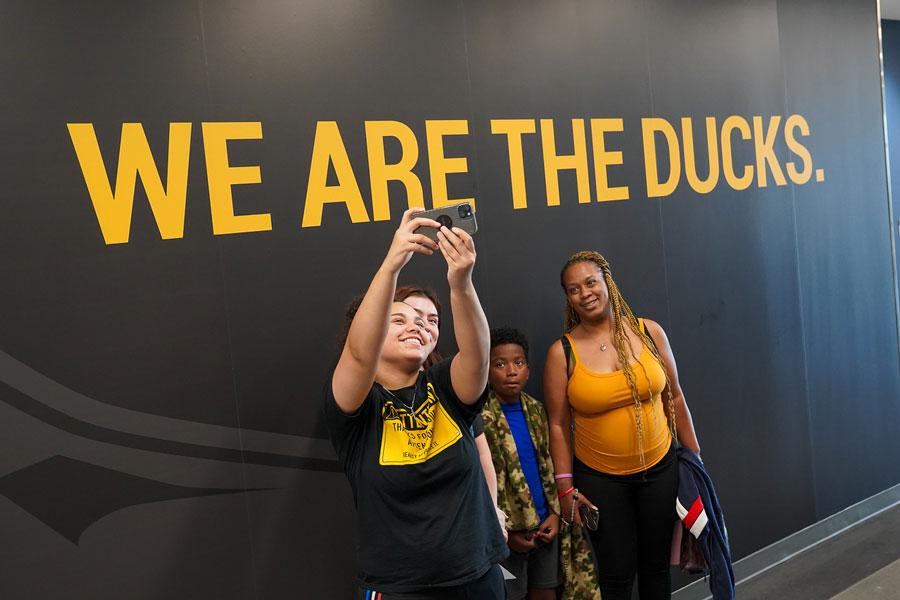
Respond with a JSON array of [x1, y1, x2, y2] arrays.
[[565, 319, 672, 475]]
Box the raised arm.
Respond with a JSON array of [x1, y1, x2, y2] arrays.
[[331, 208, 439, 414], [441, 227, 490, 405], [644, 319, 701, 456]]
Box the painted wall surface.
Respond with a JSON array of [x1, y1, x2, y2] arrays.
[[1, 1, 898, 597]]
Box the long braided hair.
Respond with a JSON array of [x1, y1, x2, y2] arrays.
[[560, 251, 676, 464]]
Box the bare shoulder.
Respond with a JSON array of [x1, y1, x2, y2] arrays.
[[544, 337, 566, 371], [642, 318, 674, 353], [642, 318, 686, 389], [543, 337, 570, 403], [643, 318, 664, 335], [547, 337, 564, 355]]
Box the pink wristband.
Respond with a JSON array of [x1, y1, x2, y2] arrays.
[[554, 473, 573, 480]]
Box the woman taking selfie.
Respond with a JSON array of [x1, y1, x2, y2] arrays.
[[394, 284, 508, 540], [544, 251, 701, 600], [323, 207, 508, 600]]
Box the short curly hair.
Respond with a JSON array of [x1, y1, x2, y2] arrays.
[[489, 326, 529, 361]]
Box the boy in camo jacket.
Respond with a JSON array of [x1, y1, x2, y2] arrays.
[[482, 327, 601, 600]]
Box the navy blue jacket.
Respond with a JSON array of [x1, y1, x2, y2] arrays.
[[676, 447, 735, 600]]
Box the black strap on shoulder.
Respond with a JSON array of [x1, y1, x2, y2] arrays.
[[642, 320, 660, 353], [560, 335, 574, 371]]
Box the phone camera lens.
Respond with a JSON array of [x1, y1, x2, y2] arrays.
[[457, 204, 472, 218]]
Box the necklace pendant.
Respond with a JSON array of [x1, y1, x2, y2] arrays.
[[600, 344, 607, 351]]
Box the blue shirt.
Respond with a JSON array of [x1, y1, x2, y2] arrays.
[[499, 400, 550, 523]]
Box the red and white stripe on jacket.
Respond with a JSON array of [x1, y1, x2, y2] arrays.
[[676, 495, 709, 539]]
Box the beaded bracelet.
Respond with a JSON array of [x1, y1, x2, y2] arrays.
[[570, 489, 579, 524]]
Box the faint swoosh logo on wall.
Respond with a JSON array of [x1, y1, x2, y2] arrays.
[[0, 350, 342, 544], [0, 350, 339, 471], [0, 456, 271, 544]]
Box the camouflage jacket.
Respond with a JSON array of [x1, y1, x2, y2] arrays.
[[482, 391, 601, 600]]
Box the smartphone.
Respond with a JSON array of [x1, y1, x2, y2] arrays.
[[579, 503, 600, 531], [412, 202, 478, 242]]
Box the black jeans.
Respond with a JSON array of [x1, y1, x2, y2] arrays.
[[574, 443, 678, 600], [358, 563, 507, 600]]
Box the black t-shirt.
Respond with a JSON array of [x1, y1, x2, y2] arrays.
[[472, 413, 485, 437], [323, 358, 508, 593]]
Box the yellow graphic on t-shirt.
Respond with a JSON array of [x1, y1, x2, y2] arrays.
[[380, 382, 462, 465]]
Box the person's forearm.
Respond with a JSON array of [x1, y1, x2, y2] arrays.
[[544, 344, 573, 490], [343, 265, 398, 365], [476, 434, 498, 504], [476, 433, 507, 538], [673, 396, 700, 455], [548, 423, 574, 490]]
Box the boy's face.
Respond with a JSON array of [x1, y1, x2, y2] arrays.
[[488, 343, 530, 402]]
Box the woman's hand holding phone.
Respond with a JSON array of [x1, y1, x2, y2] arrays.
[[437, 226, 476, 289], [381, 207, 440, 274], [579, 502, 600, 531], [402, 203, 478, 288], [560, 489, 599, 529]]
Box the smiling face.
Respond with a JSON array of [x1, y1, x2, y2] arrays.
[[381, 301, 429, 366], [562, 261, 611, 321], [488, 343, 530, 404], [401, 294, 440, 357]]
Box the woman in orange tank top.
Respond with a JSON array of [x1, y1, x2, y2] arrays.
[[543, 251, 702, 600]]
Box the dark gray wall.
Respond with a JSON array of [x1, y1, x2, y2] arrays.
[[1, 1, 898, 597]]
